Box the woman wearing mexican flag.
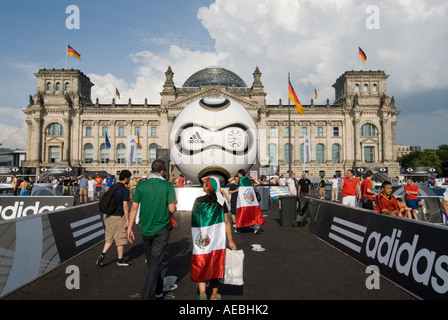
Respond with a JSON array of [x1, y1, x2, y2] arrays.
[[190, 176, 237, 300]]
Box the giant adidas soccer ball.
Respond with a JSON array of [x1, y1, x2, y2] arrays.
[[169, 96, 258, 185]]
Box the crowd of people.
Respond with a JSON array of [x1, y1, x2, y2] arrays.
[[272, 169, 431, 221], [337, 169, 425, 220], [92, 161, 264, 301], [8, 174, 35, 196], [9, 164, 441, 300]]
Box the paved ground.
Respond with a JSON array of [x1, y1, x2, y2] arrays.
[[3, 195, 414, 303]]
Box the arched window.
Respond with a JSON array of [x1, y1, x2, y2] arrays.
[[354, 84, 359, 93], [65, 82, 71, 91], [149, 143, 158, 164], [284, 144, 292, 164], [135, 147, 142, 164], [361, 124, 377, 137], [332, 144, 341, 164], [363, 84, 369, 92], [268, 144, 277, 164], [56, 82, 62, 91], [372, 84, 377, 92], [100, 143, 109, 164], [316, 144, 325, 164], [46, 82, 52, 91], [117, 143, 126, 164], [84, 143, 94, 163], [47, 123, 64, 136]]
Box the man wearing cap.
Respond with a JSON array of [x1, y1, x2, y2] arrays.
[[127, 159, 177, 300]]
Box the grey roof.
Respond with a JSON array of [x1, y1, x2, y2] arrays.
[[182, 66, 247, 88]]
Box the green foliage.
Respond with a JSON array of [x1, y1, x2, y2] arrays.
[[398, 145, 448, 176]]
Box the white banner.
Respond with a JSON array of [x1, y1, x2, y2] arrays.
[[127, 135, 137, 163], [304, 135, 311, 163]]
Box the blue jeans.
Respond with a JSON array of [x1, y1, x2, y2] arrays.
[[141, 223, 171, 300]]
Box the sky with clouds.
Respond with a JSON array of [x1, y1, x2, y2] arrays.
[[0, 0, 447, 150]]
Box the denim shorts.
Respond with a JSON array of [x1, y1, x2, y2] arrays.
[[406, 199, 421, 209]]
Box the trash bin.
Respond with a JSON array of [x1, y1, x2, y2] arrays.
[[257, 186, 270, 211], [279, 195, 300, 226]]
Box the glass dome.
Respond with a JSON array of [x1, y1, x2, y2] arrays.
[[182, 66, 247, 88]]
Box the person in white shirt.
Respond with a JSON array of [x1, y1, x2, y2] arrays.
[[278, 174, 286, 186], [287, 172, 297, 196], [87, 176, 96, 202], [51, 176, 58, 195], [331, 175, 339, 201]]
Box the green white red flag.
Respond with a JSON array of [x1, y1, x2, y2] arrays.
[[236, 176, 265, 228], [190, 197, 226, 282]]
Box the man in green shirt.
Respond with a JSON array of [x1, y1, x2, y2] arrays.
[[128, 159, 177, 300]]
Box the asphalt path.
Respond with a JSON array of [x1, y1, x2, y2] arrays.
[[3, 196, 414, 303]]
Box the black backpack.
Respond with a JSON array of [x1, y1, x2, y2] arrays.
[[99, 184, 118, 215]]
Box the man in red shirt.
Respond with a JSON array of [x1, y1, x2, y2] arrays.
[[177, 174, 185, 188], [360, 170, 378, 210], [340, 169, 360, 207], [404, 178, 422, 220], [376, 181, 401, 216], [95, 174, 103, 199]]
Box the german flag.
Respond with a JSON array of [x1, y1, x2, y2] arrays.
[[67, 45, 81, 60], [137, 133, 142, 149], [289, 81, 304, 115], [314, 89, 318, 100], [359, 47, 367, 63], [115, 88, 120, 99]]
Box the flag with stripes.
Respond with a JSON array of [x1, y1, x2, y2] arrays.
[[289, 81, 304, 114], [236, 176, 265, 228], [67, 44, 81, 60], [190, 197, 227, 282], [359, 47, 367, 63]]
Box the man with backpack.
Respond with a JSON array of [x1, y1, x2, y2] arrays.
[[96, 169, 132, 267]]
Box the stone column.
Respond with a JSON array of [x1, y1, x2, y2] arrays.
[[63, 118, 71, 163]]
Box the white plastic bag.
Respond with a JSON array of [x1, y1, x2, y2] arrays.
[[223, 249, 244, 286]]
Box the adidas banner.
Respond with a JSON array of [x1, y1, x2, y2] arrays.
[[304, 198, 448, 300]]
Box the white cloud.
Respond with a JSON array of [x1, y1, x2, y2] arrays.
[[90, 46, 229, 104], [0, 107, 27, 149], [4, 0, 447, 150], [87, 0, 448, 108]]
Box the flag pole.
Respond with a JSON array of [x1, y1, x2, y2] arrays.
[[288, 73, 292, 177], [65, 43, 68, 69], [358, 46, 360, 71]]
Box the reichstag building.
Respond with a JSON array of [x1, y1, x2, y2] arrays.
[[23, 66, 400, 179]]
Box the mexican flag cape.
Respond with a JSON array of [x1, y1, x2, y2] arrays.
[[236, 176, 265, 228], [190, 196, 226, 283]]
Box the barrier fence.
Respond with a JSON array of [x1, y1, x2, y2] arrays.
[[302, 197, 448, 300], [0, 202, 104, 298], [1, 189, 448, 299]]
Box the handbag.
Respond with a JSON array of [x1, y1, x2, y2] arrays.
[[223, 249, 244, 286]]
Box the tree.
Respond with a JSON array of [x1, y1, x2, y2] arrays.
[[436, 145, 448, 176], [398, 149, 442, 175]]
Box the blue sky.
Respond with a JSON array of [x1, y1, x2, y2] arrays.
[[1, 0, 447, 150]]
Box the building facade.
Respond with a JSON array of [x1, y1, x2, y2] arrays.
[[23, 66, 400, 179]]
